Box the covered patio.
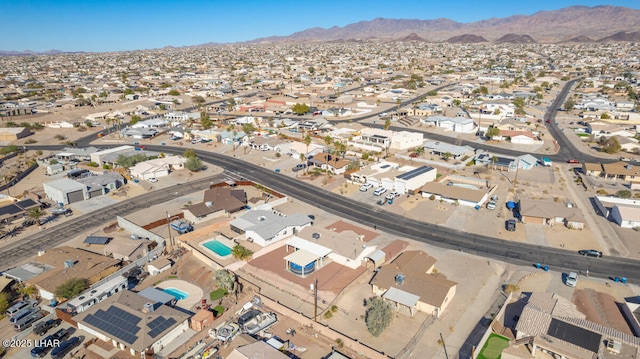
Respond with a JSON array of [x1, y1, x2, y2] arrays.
[[382, 287, 419, 317], [285, 237, 332, 277]]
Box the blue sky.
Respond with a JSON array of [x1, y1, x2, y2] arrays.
[[1, 1, 638, 52]]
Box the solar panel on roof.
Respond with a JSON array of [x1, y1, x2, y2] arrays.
[[547, 318, 602, 353], [147, 317, 177, 338], [83, 308, 141, 345], [397, 166, 434, 181], [83, 236, 112, 245]]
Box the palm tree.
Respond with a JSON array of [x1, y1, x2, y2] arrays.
[[27, 207, 44, 226], [299, 153, 306, 177], [323, 135, 333, 185], [413, 146, 425, 157], [231, 244, 253, 261], [396, 98, 402, 117], [304, 134, 311, 175], [105, 118, 112, 134]]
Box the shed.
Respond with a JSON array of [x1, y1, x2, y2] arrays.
[[190, 309, 215, 331], [147, 257, 172, 276], [46, 163, 64, 176]]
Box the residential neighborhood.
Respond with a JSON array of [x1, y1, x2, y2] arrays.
[[0, 5, 640, 359]]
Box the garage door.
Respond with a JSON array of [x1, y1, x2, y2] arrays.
[[66, 190, 85, 203], [88, 189, 103, 198]]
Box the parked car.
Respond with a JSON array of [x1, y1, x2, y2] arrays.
[[567, 159, 580, 164], [31, 329, 69, 357], [373, 187, 387, 196], [359, 183, 373, 192], [33, 318, 61, 336], [148, 177, 158, 183], [506, 219, 516, 232], [487, 201, 497, 210], [578, 249, 603, 258], [292, 163, 306, 172], [385, 192, 399, 200], [565, 272, 578, 287], [50, 337, 80, 359]]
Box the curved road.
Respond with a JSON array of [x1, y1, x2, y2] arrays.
[[5, 81, 637, 279]]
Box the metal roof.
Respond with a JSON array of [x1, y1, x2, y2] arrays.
[[284, 249, 321, 266], [382, 286, 420, 308]]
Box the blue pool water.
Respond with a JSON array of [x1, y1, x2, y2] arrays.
[[203, 240, 232, 257], [162, 287, 189, 300]]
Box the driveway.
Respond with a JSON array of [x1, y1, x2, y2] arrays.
[[524, 224, 548, 246]]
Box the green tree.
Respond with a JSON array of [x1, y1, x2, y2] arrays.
[[601, 137, 621, 154], [384, 118, 391, 131], [600, 113, 611, 120], [241, 123, 256, 136], [615, 190, 632, 198], [168, 89, 180, 96], [564, 99, 575, 111], [513, 97, 525, 108], [185, 156, 204, 172], [308, 66, 315, 74], [412, 146, 425, 156], [427, 90, 438, 96], [442, 152, 453, 161], [486, 127, 500, 138], [192, 96, 205, 106], [214, 269, 236, 292], [0, 293, 9, 315], [54, 278, 88, 299], [130, 115, 141, 125], [201, 114, 213, 129], [231, 244, 253, 261], [365, 296, 394, 337], [183, 148, 197, 159], [292, 103, 310, 115]]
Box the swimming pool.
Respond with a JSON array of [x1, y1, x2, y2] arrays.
[[203, 240, 232, 257], [162, 287, 189, 300]]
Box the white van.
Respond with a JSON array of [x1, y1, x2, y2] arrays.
[[373, 187, 387, 196], [6, 300, 36, 317]]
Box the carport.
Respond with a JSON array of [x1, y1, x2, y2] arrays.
[[365, 249, 386, 268]]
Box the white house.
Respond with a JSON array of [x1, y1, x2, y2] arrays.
[[394, 166, 437, 195], [390, 131, 424, 150], [420, 182, 488, 207], [229, 210, 313, 247], [90, 145, 135, 166], [422, 116, 476, 133], [611, 204, 640, 229]]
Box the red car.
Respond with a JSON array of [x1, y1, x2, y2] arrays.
[[545, 119, 551, 123], [567, 159, 580, 164]]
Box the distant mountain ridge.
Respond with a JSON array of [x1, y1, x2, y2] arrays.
[[0, 49, 81, 56], [247, 5, 640, 44]]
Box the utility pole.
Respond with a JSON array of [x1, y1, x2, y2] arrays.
[[314, 277, 318, 322], [440, 332, 449, 359], [165, 211, 173, 254]]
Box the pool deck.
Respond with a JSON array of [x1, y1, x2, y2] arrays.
[[156, 279, 204, 310]]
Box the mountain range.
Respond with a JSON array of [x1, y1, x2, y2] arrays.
[[2, 5, 640, 55], [248, 5, 640, 44]]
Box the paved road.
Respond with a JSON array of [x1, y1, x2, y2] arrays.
[[157, 147, 640, 283], [0, 173, 225, 271], [15, 144, 640, 282]]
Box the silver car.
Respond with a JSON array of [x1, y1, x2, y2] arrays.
[[565, 272, 578, 287]]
